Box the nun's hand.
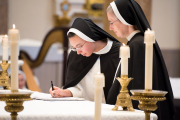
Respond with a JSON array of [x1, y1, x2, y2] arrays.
[[49, 87, 73, 98]]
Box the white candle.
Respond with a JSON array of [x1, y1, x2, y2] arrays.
[[2, 35, 9, 61], [9, 24, 20, 92], [144, 28, 155, 91], [120, 43, 130, 75], [94, 72, 105, 120]]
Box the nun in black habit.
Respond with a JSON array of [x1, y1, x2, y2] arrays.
[[49, 18, 121, 103], [106, 0, 176, 120]]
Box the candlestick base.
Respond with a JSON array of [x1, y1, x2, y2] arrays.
[[130, 90, 167, 120], [0, 61, 11, 90], [112, 75, 134, 111], [0, 91, 32, 120]]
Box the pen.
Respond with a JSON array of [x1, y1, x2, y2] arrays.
[[51, 81, 54, 91]]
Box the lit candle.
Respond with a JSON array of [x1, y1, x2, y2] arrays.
[[8, 24, 20, 92], [120, 43, 130, 75], [144, 28, 155, 91], [2, 35, 9, 61], [94, 72, 105, 120]]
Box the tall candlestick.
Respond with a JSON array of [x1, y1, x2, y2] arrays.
[[120, 43, 130, 75], [2, 35, 9, 61], [144, 28, 155, 91], [94, 72, 105, 120], [9, 24, 20, 92]]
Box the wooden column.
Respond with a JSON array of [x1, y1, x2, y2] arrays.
[[103, 0, 152, 44], [0, 0, 8, 34]]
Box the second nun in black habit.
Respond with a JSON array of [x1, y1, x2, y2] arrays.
[[49, 18, 121, 103], [106, 0, 176, 120]]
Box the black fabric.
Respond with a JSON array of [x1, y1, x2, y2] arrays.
[[114, 0, 136, 25], [107, 0, 176, 120], [114, 0, 150, 32], [64, 41, 121, 100], [70, 18, 119, 42], [64, 18, 121, 101]]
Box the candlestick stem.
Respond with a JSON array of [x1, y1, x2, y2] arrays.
[[145, 111, 151, 120], [11, 112, 18, 120]]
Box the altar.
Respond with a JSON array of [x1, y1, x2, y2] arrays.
[[0, 99, 157, 120]]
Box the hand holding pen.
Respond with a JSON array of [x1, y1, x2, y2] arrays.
[[51, 81, 55, 97], [49, 82, 73, 98], [50, 81, 64, 98]]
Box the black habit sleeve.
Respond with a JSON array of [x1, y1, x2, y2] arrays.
[[63, 51, 99, 89]]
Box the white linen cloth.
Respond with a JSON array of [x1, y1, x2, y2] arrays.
[[0, 100, 157, 120], [68, 40, 113, 103], [170, 77, 180, 99]]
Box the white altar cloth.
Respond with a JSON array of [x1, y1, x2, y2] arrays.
[[170, 77, 180, 99], [0, 100, 157, 120]]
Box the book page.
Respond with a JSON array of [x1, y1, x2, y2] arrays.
[[31, 92, 85, 101]]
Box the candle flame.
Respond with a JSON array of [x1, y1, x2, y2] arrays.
[[5, 35, 7, 37], [147, 28, 150, 31], [123, 43, 125, 46], [13, 24, 16, 29]]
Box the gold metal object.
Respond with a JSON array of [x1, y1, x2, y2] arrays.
[[145, 89, 152, 92], [112, 75, 134, 111], [11, 90, 19, 93], [0, 91, 32, 120], [85, 0, 104, 17], [0, 60, 11, 90], [54, 0, 71, 26], [130, 90, 167, 120]]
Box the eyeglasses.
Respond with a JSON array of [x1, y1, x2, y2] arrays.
[[110, 19, 119, 26], [71, 41, 87, 51]]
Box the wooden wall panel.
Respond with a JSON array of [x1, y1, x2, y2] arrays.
[[161, 49, 180, 77], [0, 0, 8, 34], [135, 0, 152, 25]]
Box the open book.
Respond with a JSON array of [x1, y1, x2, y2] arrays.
[[31, 92, 85, 101]]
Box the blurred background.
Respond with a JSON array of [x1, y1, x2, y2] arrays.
[[0, 0, 179, 119]]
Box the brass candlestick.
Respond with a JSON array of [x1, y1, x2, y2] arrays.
[[130, 90, 167, 120], [0, 90, 32, 120], [0, 60, 11, 89], [112, 75, 134, 111]]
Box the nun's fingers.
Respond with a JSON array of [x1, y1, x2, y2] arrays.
[[53, 86, 60, 90], [53, 90, 62, 98], [51, 91, 56, 98]]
